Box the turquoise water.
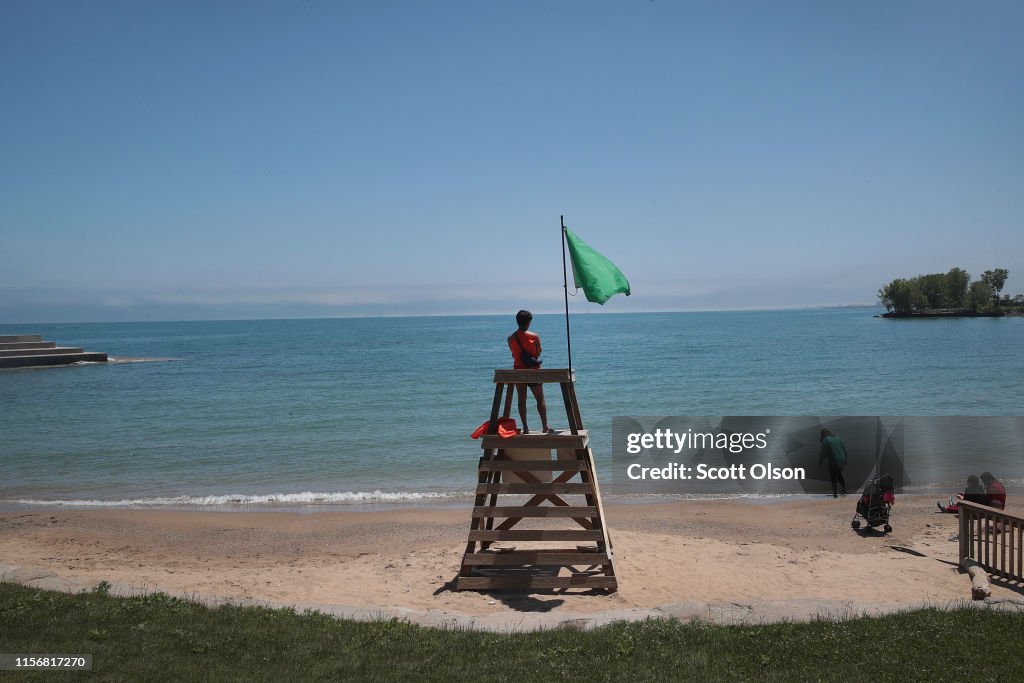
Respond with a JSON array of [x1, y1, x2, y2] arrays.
[[1, 309, 1022, 508]]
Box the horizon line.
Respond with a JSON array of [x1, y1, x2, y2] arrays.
[[0, 303, 885, 327]]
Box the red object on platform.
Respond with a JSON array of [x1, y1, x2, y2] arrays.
[[470, 418, 519, 439]]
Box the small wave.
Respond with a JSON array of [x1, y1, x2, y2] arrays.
[[606, 491, 802, 501], [4, 490, 468, 508]]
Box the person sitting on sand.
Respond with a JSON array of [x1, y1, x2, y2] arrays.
[[980, 471, 1007, 511], [507, 310, 551, 434], [937, 474, 988, 513]]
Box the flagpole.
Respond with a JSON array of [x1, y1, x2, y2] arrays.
[[561, 215, 572, 373]]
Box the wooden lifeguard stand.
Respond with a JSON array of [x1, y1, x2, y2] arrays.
[[455, 368, 617, 591]]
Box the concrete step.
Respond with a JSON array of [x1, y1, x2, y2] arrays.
[[0, 341, 57, 351], [0, 346, 84, 358], [0, 352, 108, 369], [0, 334, 43, 343]]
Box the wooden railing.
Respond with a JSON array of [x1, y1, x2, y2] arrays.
[[958, 500, 1024, 581]]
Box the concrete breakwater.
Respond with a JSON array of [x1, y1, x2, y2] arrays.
[[0, 334, 108, 369]]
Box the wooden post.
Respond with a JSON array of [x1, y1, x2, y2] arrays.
[[958, 507, 968, 566], [964, 559, 992, 600]]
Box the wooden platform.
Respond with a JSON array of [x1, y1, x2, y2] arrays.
[[492, 368, 575, 384], [455, 369, 617, 592], [479, 429, 588, 450]]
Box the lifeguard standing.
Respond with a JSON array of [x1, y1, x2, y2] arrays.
[[507, 310, 550, 434]]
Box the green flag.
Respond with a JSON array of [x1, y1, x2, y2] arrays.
[[564, 228, 631, 304]]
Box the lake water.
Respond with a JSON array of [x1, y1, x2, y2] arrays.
[[2, 309, 1022, 509]]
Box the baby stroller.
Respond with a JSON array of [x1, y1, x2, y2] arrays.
[[851, 473, 895, 533]]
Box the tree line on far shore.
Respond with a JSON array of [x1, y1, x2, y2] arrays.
[[878, 267, 1019, 314]]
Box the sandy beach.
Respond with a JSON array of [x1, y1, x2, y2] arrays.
[[2, 496, 1022, 628]]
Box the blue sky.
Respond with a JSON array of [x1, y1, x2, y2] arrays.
[[1, 1, 1021, 323]]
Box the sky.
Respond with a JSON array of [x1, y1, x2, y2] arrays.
[[1, 1, 1022, 323]]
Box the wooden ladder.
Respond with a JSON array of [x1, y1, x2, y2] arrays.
[[455, 368, 617, 592]]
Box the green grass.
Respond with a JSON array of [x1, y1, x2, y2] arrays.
[[2, 581, 1022, 682]]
